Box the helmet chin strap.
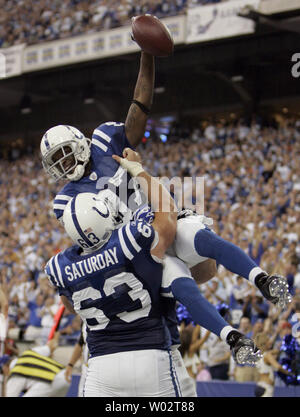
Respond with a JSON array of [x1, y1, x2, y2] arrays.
[[66, 164, 85, 181], [66, 164, 86, 181]]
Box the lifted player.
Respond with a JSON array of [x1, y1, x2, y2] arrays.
[[45, 149, 261, 397], [45, 147, 181, 396]]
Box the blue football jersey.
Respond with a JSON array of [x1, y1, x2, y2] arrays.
[[131, 205, 181, 346], [45, 218, 171, 357], [113, 166, 181, 348], [53, 122, 146, 221]]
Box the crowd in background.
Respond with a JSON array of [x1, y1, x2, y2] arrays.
[[139, 114, 300, 385], [0, 0, 227, 48], [0, 114, 300, 388]]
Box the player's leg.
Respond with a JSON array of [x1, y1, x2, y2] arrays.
[[170, 347, 197, 397], [175, 215, 263, 278], [174, 215, 291, 308], [162, 256, 261, 367]]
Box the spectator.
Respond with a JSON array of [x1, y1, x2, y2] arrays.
[[233, 316, 258, 383], [243, 290, 269, 325], [204, 332, 231, 380], [229, 276, 252, 328], [5, 332, 70, 397], [179, 323, 210, 380], [60, 315, 82, 346], [254, 332, 292, 397], [0, 0, 190, 47], [23, 293, 45, 342], [0, 113, 300, 392], [196, 360, 212, 382]]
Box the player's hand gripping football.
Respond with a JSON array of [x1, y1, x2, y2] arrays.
[[112, 148, 144, 177]]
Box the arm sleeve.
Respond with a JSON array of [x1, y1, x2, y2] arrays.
[[45, 259, 70, 298], [44, 261, 58, 288], [53, 189, 74, 220], [118, 220, 155, 260]]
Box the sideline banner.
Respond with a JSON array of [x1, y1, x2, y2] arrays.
[[0, 44, 25, 79], [22, 16, 185, 73], [259, 0, 300, 14], [186, 0, 260, 44]]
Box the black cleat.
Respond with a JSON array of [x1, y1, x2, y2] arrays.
[[255, 273, 292, 309], [227, 331, 262, 366], [177, 208, 197, 220]]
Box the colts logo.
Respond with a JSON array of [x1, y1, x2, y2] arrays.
[[92, 197, 109, 218]]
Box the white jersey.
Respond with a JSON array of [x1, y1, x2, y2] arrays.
[[172, 214, 213, 268]]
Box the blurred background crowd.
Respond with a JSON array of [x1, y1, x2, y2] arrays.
[[0, 0, 229, 48], [0, 0, 299, 398], [1, 113, 299, 386]]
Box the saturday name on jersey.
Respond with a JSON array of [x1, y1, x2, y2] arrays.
[[44, 217, 171, 357]]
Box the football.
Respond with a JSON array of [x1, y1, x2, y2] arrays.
[[132, 15, 174, 57]]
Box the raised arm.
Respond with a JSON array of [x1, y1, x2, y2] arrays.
[[112, 148, 177, 259], [264, 351, 292, 375], [0, 274, 8, 318], [189, 326, 210, 356], [125, 52, 155, 148]]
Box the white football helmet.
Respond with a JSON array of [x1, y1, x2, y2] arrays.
[[40, 125, 91, 182], [63, 192, 123, 252]]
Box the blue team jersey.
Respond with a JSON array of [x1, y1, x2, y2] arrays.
[[53, 122, 145, 220], [133, 205, 181, 346], [45, 218, 171, 357]]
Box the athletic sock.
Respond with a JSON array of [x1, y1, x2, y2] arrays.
[[194, 228, 265, 281], [171, 277, 231, 337]]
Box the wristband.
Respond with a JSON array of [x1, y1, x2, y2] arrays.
[[132, 99, 150, 115], [67, 363, 74, 367], [119, 159, 144, 177]]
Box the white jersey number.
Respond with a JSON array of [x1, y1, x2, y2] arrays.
[[72, 272, 151, 331]]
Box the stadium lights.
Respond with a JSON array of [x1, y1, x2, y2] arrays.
[[20, 94, 32, 115], [231, 75, 244, 83], [154, 86, 165, 94], [84, 97, 95, 105]]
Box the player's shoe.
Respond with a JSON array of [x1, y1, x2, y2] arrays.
[[226, 331, 262, 366], [177, 208, 197, 219], [255, 273, 292, 309], [177, 209, 214, 226]]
